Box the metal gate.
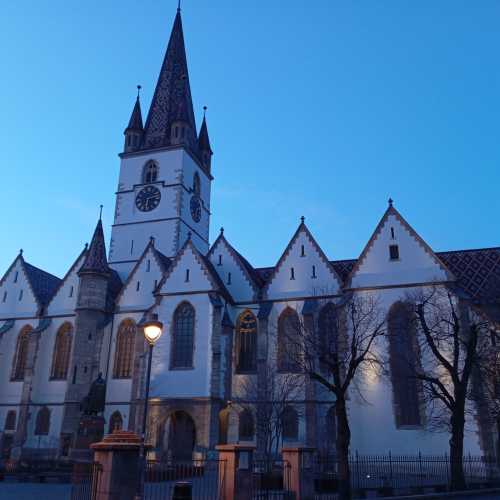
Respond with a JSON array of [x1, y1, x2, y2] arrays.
[[144, 458, 226, 500], [70, 462, 102, 500], [252, 459, 293, 499]]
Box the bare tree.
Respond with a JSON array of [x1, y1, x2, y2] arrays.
[[235, 359, 304, 459], [278, 292, 386, 500], [405, 286, 491, 491]]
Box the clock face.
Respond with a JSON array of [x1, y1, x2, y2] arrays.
[[190, 195, 201, 223], [135, 186, 161, 212]]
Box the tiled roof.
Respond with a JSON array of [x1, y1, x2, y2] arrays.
[[126, 96, 143, 132], [24, 262, 61, 307], [437, 247, 500, 301], [79, 219, 111, 275], [330, 259, 357, 283]]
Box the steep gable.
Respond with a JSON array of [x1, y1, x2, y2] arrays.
[[348, 202, 454, 289], [265, 219, 342, 300], [46, 249, 87, 315], [207, 230, 260, 302], [116, 240, 171, 310], [0, 254, 47, 318], [159, 238, 232, 301]]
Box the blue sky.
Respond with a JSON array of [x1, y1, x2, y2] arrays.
[[1, 1, 499, 277]]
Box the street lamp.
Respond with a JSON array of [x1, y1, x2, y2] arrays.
[[136, 313, 163, 500]]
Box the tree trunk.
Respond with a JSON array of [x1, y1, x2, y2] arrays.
[[336, 396, 352, 500], [449, 404, 466, 491]]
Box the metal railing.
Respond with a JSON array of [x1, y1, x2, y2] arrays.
[[313, 453, 500, 497], [144, 458, 225, 500]]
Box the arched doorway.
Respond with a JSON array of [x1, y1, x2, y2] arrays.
[[162, 411, 196, 461]]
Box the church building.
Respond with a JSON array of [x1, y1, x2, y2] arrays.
[[0, 6, 499, 462]]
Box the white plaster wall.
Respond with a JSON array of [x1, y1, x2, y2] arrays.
[[160, 245, 212, 295], [209, 240, 255, 303], [46, 254, 85, 316], [266, 230, 340, 300], [351, 214, 448, 288], [117, 247, 164, 311], [0, 260, 39, 319]]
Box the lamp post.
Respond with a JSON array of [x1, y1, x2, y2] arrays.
[[136, 313, 163, 500]]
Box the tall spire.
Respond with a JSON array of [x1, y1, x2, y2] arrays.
[[142, 8, 197, 150], [79, 219, 111, 276]]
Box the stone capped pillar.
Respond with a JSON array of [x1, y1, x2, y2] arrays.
[[91, 430, 143, 500], [281, 446, 315, 500], [216, 444, 255, 500]]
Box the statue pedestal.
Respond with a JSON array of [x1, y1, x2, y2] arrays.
[[71, 415, 105, 462]]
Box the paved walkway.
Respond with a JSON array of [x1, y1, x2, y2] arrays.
[[0, 483, 71, 500]]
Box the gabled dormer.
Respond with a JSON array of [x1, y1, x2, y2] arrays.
[[264, 218, 342, 300], [0, 251, 61, 319], [207, 228, 262, 303], [115, 238, 171, 310], [46, 247, 87, 316], [347, 200, 454, 289], [158, 236, 232, 302]]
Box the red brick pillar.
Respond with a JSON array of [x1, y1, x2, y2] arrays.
[[216, 444, 255, 500], [281, 446, 315, 500], [91, 430, 143, 500]]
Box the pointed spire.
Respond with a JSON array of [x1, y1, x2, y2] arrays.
[[79, 219, 111, 276], [198, 107, 212, 153], [142, 8, 197, 150], [125, 86, 144, 132]]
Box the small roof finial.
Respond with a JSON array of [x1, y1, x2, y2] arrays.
[[137, 84, 142, 99], [220, 227, 224, 235], [84, 243, 89, 250], [300, 216, 305, 224], [99, 204, 103, 220], [177, 0, 181, 12], [203, 105, 207, 118], [388, 197, 393, 208], [19, 248, 23, 256], [187, 231, 192, 240], [150, 235, 155, 245]]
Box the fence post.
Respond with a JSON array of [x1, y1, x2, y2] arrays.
[[281, 446, 315, 500], [216, 444, 255, 500], [90, 430, 143, 500]]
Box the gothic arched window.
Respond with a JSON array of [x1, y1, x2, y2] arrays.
[[51, 322, 73, 380], [236, 310, 257, 373], [193, 172, 201, 195], [11, 325, 32, 381], [108, 411, 123, 434], [239, 409, 254, 441], [35, 406, 50, 436], [282, 406, 299, 440], [4, 410, 16, 431], [143, 161, 159, 184], [171, 302, 195, 368], [388, 301, 422, 428], [113, 320, 136, 379], [277, 308, 301, 373], [325, 405, 336, 449], [319, 303, 338, 353]]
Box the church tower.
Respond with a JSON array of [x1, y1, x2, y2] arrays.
[[109, 7, 213, 279]]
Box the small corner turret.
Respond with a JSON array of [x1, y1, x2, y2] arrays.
[[198, 107, 213, 173], [123, 86, 144, 153]]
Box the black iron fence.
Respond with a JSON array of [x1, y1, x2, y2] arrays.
[[312, 453, 500, 498], [252, 459, 293, 499], [70, 462, 102, 500], [144, 458, 225, 500]]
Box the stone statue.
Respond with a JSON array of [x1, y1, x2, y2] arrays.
[[81, 372, 106, 416]]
